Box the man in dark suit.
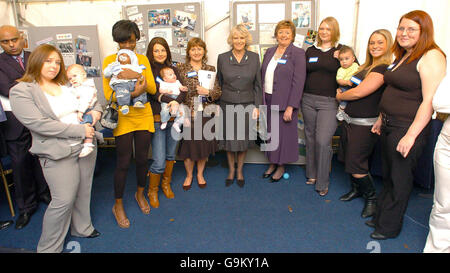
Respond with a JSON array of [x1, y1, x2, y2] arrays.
[[0, 25, 50, 229]]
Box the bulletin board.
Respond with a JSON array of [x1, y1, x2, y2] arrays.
[[122, 2, 204, 64], [231, 0, 318, 61], [18, 25, 105, 105]]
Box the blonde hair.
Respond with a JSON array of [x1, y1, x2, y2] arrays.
[[316, 17, 340, 47], [227, 24, 252, 49], [357, 29, 394, 76]]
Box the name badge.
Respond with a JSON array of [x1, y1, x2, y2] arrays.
[[277, 59, 287, 64], [156, 76, 163, 83], [309, 57, 318, 63], [350, 76, 362, 85], [387, 64, 395, 70], [187, 71, 197, 78]]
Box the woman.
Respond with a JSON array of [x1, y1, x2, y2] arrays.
[[103, 20, 156, 228], [369, 10, 446, 240], [217, 24, 262, 187], [260, 20, 306, 183], [146, 37, 186, 208], [177, 38, 221, 190], [336, 29, 393, 218], [9, 44, 102, 252], [301, 16, 341, 196], [424, 73, 450, 252]]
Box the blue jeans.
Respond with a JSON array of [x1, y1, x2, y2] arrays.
[[149, 121, 180, 174], [338, 86, 350, 107], [113, 81, 148, 106]]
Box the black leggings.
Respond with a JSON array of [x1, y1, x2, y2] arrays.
[[114, 130, 151, 199]]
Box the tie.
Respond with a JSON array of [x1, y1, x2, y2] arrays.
[[17, 56, 25, 70]]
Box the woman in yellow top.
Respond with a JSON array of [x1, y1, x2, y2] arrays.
[[103, 20, 156, 228]]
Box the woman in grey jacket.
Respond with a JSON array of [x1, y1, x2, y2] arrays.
[[217, 24, 262, 187], [10, 44, 103, 253]]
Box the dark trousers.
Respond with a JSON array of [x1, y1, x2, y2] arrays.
[[6, 130, 48, 214], [113, 130, 151, 199], [374, 122, 430, 237]]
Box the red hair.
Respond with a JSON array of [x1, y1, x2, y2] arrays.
[[392, 10, 445, 63]]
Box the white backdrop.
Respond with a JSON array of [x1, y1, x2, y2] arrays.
[[1, 0, 449, 66]]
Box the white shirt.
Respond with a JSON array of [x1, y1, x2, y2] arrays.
[[44, 86, 79, 125], [264, 56, 278, 95]]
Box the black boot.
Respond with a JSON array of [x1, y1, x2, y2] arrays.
[[339, 175, 362, 202], [359, 174, 377, 218]]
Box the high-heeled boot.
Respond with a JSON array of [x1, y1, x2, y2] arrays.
[[339, 175, 362, 201], [147, 172, 161, 208], [359, 174, 377, 218], [161, 160, 175, 199]]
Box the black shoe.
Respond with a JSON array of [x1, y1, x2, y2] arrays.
[[15, 211, 35, 230], [262, 169, 276, 178], [0, 220, 14, 230], [237, 179, 245, 188], [365, 219, 376, 228], [87, 229, 100, 238], [339, 176, 362, 201], [370, 231, 390, 240], [39, 193, 52, 205], [225, 178, 234, 187], [269, 175, 282, 183]]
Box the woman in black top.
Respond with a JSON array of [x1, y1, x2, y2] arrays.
[[369, 10, 446, 240], [146, 37, 187, 208], [301, 17, 341, 196], [336, 29, 393, 219]]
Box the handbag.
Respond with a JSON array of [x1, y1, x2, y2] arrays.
[[100, 91, 118, 129]]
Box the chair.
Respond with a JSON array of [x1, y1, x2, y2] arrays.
[[0, 156, 15, 217], [98, 128, 115, 148]]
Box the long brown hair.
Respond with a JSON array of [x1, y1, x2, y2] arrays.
[[392, 10, 446, 63], [146, 37, 173, 67], [316, 17, 340, 47], [19, 44, 68, 85]]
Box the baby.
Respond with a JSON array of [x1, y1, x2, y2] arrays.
[[103, 49, 147, 115], [66, 64, 98, 157], [336, 45, 359, 121], [159, 66, 188, 132]]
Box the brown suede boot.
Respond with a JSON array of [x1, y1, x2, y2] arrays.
[[161, 160, 175, 199], [147, 172, 161, 208]]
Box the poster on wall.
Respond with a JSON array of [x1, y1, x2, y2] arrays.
[[148, 9, 171, 27], [172, 10, 197, 31], [258, 3, 285, 24], [148, 28, 173, 46], [259, 24, 276, 45], [292, 1, 312, 28], [236, 4, 256, 31]]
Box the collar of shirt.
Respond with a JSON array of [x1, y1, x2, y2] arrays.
[[313, 43, 338, 52], [229, 50, 249, 65], [12, 50, 25, 61]]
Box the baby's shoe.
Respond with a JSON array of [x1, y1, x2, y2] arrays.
[[133, 101, 145, 108], [160, 122, 168, 130], [120, 105, 129, 115], [336, 108, 345, 121], [79, 143, 95, 158], [173, 122, 182, 133]]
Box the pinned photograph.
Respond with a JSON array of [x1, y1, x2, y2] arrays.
[[172, 10, 197, 31], [236, 4, 256, 31], [148, 9, 170, 27], [148, 28, 173, 46], [57, 41, 74, 53], [305, 29, 318, 45], [75, 37, 87, 53], [292, 1, 312, 28], [129, 13, 144, 29]]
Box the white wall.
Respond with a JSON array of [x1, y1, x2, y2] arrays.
[[3, 0, 449, 67]]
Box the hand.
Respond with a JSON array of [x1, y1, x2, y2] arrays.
[[77, 112, 84, 122], [167, 100, 179, 115], [180, 86, 188, 92], [159, 88, 171, 94], [336, 88, 343, 101], [86, 110, 102, 126], [283, 106, 293, 122], [196, 85, 209, 96], [371, 116, 382, 136], [252, 108, 259, 120], [117, 68, 141, 80], [131, 77, 146, 97], [333, 50, 340, 59], [396, 134, 416, 158], [84, 123, 95, 138]]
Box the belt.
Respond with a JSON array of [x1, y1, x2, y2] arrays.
[[381, 113, 412, 128], [153, 115, 175, 123], [342, 112, 378, 126]]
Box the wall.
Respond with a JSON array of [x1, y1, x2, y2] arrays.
[[1, 0, 449, 67]]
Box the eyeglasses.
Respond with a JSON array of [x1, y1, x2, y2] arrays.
[[397, 27, 420, 34]]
